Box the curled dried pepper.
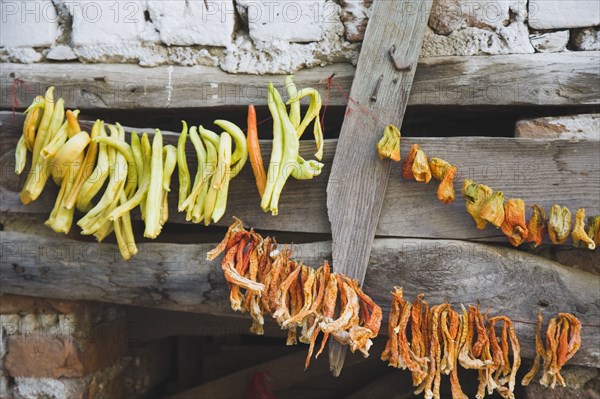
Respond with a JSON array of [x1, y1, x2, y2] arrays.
[[500, 198, 528, 246], [377, 124, 401, 162], [403, 144, 420, 180], [587, 215, 600, 247], [412, 148, 432, 183], [525, 205, 547, 247], [437, 165, 457, 204], [548, 204, 572, 244], [572, 208, 596, 250], [463, 180, 493, 230], [429, 158, 451, 180], [479, 191, 505, 228]]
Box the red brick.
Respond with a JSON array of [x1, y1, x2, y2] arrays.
[[4, 320, 126, 378]]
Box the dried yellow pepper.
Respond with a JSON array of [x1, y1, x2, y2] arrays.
[[463, 180, 493, 230], [479, 191, 505, 228], [377, 125, 401, 162], [572, 208, 595, 250], [412, 148, 432, 183], [548, 205, 572, 244]]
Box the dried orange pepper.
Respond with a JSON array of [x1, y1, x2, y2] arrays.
[[525, 205, 547, 247], [572, 208, 596, 250], [402, 144, 419, 180], [247, 104, 267, 197], [500, 198, 528, 246], [437, 165, 457, 204]]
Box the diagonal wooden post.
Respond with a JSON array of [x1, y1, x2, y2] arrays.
[[326, 0, 433, 376]]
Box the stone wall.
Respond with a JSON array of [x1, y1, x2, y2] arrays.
[[0, 0, 599, 73], [0, 296, 127, 399]]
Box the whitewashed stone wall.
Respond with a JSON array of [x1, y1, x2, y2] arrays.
[[1, 0, 599, 73]]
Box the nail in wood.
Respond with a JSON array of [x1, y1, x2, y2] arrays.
[[370, 75, 384, 102]]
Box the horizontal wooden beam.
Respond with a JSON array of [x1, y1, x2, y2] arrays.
[[2, 52, 598, 109], [1, 231, 598, 366], [2, 112, 599, 243]]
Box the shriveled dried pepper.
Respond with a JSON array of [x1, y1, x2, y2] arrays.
[[587, 215, 600, 247], [403, 144, 420, 180], [463, 180, 493, 230], [572, 208, 596, 250], [437, 165, 457, 204], [479, 191, 505, 228], [548, 204, 572, 244], [526, 205, 547, 247], [412, 148, 432, 183], [500, 198, 528, 246], [377, 124, 401, 162]]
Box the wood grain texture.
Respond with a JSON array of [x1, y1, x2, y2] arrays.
[[327, 0, 432, 281], [1, 231, 598, 367], [2, 112, 599, 244], [325, 0, 432, 374], [2, 52, 598, 110]]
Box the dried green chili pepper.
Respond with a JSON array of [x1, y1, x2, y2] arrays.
[[144, 129, 164, 239], [177, 121, 191, 210]]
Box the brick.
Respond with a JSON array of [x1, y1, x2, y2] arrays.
[[529, 0, 600, 30], [70, 0, 149, 46], [515, 114, 600, 140], [4, 319, 126, 378], [0, 0, 59, 47], [147, 0, 235, 46], [13, 363, 124, 399], [239, 0, 328, 43]]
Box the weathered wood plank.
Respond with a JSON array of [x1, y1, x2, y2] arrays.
[[2, 112, 599, 243], [515, 113, 600, 140], [1, 52, 598, 110], [1, 231, 598, 366], [326, 0, 432, 374]]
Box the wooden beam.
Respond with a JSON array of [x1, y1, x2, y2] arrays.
[[2, 112, 599, 243], [326, 0, 432, 375], [2, 52, 598, 110], [1, 231, 598, 367]]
